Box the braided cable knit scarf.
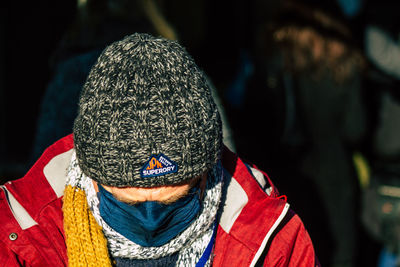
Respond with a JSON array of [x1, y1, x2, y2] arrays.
[[63, 150, 223, 267]]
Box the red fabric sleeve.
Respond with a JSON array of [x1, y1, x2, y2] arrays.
[[0, 242, 29, 267], [264, 213, 320, 266]]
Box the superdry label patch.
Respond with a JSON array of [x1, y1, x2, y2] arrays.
[[140, 153, 178, 178]]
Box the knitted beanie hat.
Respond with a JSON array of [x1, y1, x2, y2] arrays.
[[73, 33, 222, 187]]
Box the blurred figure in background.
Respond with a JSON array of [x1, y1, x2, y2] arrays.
[[230, 0, 368, 266]]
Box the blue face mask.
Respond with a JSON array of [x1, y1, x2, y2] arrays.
[[98, 183, 201, 247]]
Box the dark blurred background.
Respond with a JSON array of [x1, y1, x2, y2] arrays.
[[2, 0, 400, 266]]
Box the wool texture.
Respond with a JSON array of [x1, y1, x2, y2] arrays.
[[63, 185, 112, 267], [64, 150, 223, 266], [73, 33, 222, 187]]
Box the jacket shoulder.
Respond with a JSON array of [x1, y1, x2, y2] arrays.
[[221, 146, 279, 197], [216, 146, 318, 266], [2, 134, 73, 221], [0, 135, 73, 266]]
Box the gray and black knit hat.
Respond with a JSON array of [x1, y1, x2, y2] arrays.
[[73, 33, 222, 187]]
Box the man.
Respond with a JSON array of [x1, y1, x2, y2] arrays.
[[0, 33, 318, 266]]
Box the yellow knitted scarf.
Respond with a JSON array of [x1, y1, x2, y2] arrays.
[[63, 185, 112, 267]]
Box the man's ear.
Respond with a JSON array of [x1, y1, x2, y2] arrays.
[[92, 180, 99, 192]]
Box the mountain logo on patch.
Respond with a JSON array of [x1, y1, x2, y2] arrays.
[[140, 153, 178, 178]]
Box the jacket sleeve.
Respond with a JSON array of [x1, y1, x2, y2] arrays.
[[263, 213, 320, 267]]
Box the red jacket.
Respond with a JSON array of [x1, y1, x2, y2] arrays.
[[0, 135, 318, 266]]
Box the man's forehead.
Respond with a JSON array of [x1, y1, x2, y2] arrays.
[[97, 173, 206, 204]]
